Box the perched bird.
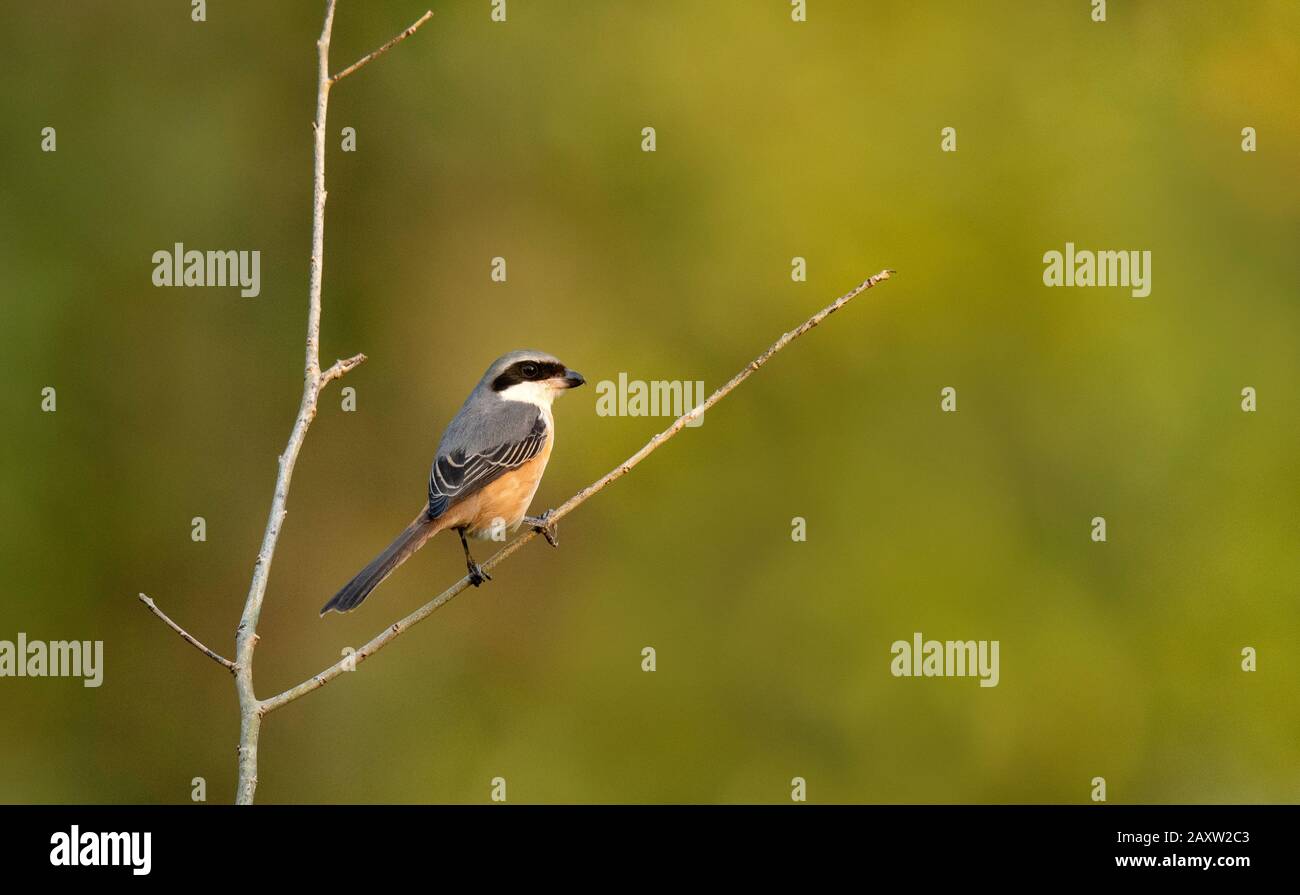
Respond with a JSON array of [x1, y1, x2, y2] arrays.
[[320, 350, 585, 615]]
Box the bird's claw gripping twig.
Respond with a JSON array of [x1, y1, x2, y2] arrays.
[[525, 511, 559, 547], [466, 562, 492, 587]]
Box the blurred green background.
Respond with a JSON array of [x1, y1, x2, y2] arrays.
[[1, 0, 1296, 804]]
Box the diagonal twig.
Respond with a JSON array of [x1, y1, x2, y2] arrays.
[[259, 269, 895, 715], [330, 10, 433, 85], [138, 593, 236, 673]]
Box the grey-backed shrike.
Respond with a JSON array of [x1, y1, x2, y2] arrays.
[[321, 350, 584, 615]]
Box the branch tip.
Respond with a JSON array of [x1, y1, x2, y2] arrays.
[[320, 352, 367, 389], [138, 592, 237, 673]]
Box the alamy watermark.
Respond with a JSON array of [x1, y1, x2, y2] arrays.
[[50, 826, 150, 875], [595, 372, 705, 426], [0, 633, 103, 687], [890, 632, 999, 688], [1043, 242, 1151, 298], [151, 243, 261, 297]]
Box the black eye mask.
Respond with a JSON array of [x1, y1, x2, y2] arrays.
[[491, 360, 567, 391]]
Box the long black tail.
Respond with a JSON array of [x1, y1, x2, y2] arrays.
[[320, 510, 439, 615]]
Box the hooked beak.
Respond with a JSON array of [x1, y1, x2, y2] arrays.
[[561, 369, 586, 389]]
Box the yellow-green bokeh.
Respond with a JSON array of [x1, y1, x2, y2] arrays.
[[1, 0, 1296, 803]]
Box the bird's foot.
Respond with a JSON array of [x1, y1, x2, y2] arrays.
[[524, 510, 559, 547], [467, 562, 492, 587]]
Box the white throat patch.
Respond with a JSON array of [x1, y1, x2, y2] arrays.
[[497, 379, 561, 411]]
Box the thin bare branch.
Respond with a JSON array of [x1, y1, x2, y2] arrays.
[[330, 10, 434, 84], [320, 352, 367, 390], [137, 593, 236, 673], [234, 0, 339, 806], [136, 1, 431, 805], [224, 1, 431, 806], [260, 269, 895, 715]]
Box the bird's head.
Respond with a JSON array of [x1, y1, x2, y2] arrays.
[[485, 349, 585, 408]]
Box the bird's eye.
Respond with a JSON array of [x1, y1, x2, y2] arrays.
[[520, 363, 539, 379]]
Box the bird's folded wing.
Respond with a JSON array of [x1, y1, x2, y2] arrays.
[[428, 412, 548, 518]]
